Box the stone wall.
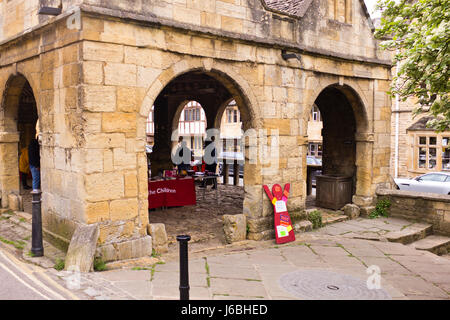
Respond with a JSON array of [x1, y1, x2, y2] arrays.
[[0, 1, 393, 255], [376, 189, 450, 236]]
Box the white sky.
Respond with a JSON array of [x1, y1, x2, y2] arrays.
[[364, 0, 381, 18]]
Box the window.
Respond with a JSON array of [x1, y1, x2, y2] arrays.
[[226, 108, 240, 123], [308, 143, 323, 157], [196, 108, 200, 121], [412, 134, 450, 172], [420, 174, 447, 182], [328, 0, 352, 23], [311, 106, 321, 122], [443, 137, 450, 171], [417, 136, 437, 169]]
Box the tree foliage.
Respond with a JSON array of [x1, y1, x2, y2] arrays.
[[375, 0, 450, 131]]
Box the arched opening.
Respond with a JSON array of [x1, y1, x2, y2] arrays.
[[0, 74, 39, 213], [216, 99, 244, 187], [306, 84, 367, 210], [173, 100, 207, 160], [144, 70, 251, 248]]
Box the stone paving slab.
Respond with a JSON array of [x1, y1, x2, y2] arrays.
[[209, 277, 268, 298], [208, 263, 260, 280], [409, 235, 450, 255], [2, 216, 450, 300], [57, 230, 448, 300]]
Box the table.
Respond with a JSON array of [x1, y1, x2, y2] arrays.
[[148, 178, 196, 209]]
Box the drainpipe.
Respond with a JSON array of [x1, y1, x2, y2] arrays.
[[394, 52, 400, 179]]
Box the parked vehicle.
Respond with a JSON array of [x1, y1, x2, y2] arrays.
[[394, 172, 450, 195], [307, 156, 322, 187], [307, 156, 322, 166]]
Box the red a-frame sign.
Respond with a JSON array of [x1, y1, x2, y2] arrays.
[[263, 184, 295, 244]]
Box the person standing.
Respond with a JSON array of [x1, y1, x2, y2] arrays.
[[19, 146, 31, 189], [175, 137, 191, 175], [28, 136, 40, 192], [203, 136, 218, 189]]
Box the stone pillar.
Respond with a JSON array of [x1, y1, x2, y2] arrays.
[[150, 96, 173, 177], [353, 133, 375, 207], [0, 132, 20, 208]]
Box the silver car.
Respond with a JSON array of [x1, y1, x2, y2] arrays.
[[394, 172, 450, 195]]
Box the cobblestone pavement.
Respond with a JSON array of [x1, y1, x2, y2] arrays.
[[1, 212, 450, 300]]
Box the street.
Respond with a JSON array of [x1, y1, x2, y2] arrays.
[[0, 246, 78, 300]]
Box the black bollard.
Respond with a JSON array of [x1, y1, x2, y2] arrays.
[[176, 235, 191, 300], [31, 189, 44, 257]]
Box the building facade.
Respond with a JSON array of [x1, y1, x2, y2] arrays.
[[0, 0, 392, 260], [391, 98, 450, 179], [307, 105, 323, 159]]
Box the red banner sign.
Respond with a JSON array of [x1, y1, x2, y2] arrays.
[[148, 178, 196, 209]]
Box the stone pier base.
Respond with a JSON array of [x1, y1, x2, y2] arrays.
[[96, 236, 153, 262]]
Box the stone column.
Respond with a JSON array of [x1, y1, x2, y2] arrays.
[[0, 132, 20, 208], [150, 95, 173, 177], [353, 133, 375, 207]]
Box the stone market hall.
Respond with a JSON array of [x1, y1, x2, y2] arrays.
[[0, 0, 392, 261]]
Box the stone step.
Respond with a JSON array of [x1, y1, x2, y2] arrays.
[[322, 214, 349, 226], [16, 211, 32, 222], [408, 235, 450, 255], [385, 223, 433, 245], [293, 220, 313, 233]]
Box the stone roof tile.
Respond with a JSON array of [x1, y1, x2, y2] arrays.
[[264, 0, 313, 17]]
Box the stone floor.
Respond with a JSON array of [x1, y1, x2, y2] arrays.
[[47, 232, 450, 300], [2, 202, 450, 300], [149, 184, 244, 245]]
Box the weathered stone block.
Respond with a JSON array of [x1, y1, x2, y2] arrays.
[[147, 223, 168, 253], [8, 193, 22, 211], [343, 203, 360, 219], [102, 113, 136, 133], [83, 41, 124, 63], [85, 172, 124, 202], [85, 201, 110, 224], [65, 223, 99, 273], [294, 220, 313, 233], [83, 85, 116, 112], [360, 206, 376, 218], [110, 198, 138, 221], [104, 63, 137, 86], [223, 214, 247, 243]]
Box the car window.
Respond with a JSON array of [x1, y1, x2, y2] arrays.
[[446, 176, 450, 182], [420, 174, 447, 182]]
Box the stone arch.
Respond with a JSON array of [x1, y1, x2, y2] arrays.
[[1, 73, 39, 131], [171, 100, 207, 135], [302, 76, 370, 136], [170, 99, 208, 154], [139, 58, 261, 132], [213, 97, 238, 131], [303, 76, 374, 204], [0, 73, 39, 208]]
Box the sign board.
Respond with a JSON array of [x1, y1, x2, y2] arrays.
[[263, 184, 295, 244]]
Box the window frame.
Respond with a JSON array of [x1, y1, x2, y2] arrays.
[[411, 133, 450, 173]]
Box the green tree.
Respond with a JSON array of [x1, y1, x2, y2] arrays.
[[374, 0, 450, 131]]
